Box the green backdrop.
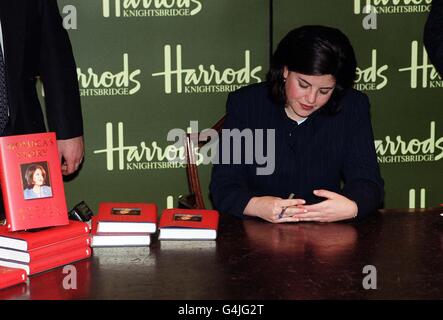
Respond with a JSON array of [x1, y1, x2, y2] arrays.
[[56, 0, 441, 214]]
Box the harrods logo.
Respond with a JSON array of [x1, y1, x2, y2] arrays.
[[77, 54, 141, 96], [375, 121, 443, 164], [102, 0, 202, 17], [93, 121, 276, 174], [151, 45, 263, 94], [353, 0, 431, 14], [398, 41, 443, 89], [355, 49, 388, 91], [93, 122, 187, 171]]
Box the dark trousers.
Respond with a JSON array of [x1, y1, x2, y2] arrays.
[[0, 119, 14, 220]]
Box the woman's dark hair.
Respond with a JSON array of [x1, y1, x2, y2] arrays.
[[25, 164, 47, 187], [267, 25, 357, 113]]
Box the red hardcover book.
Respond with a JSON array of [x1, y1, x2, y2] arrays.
[[0, 246, 92, 275], [91, 218, 150, 247], [0, 234, 91, 263], [0, 266, 27, 290], [0, 283, 27, 299], [95, 202, 157, 233], [0, 132, 68, 231], [29, 258, 91, 300], [0, 220, 90, 251], [158, 208, 219, 240]]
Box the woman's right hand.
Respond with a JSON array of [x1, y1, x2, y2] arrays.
[[243, 196, 307, 223]]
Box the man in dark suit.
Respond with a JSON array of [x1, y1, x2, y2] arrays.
[[0, 0, 84, 175], [424, 0, 443, 76]]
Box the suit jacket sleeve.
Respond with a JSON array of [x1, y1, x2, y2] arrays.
[[209, 92, 258, 218], [341, 93, 384, 219], [39, 0, 83, 139]]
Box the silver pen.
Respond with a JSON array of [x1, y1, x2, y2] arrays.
[[278, 193, 295, 219]]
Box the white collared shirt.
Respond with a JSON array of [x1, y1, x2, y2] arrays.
[[0, 20, 4, 58]]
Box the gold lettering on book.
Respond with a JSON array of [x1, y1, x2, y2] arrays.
[[15, 149, 47, 158], [6, 138, 55, 159], [18, 205, 63, 221]]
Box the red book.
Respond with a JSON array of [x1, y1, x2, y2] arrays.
[[0, 283, 27, 299], [0, 132, 68, 231], [158, 208, 219, 240], [0, 246, 91, 275], [0, 266, 27, 290], [91, 218, 150, 247], [0, 234, 91, 263], [29, 259, 91, 299], [95, 202, 157, 233], [0, 220, 90, 251]]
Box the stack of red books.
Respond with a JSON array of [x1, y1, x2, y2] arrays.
[[0, 220, 91, 276], [91, 202, 157, 247]]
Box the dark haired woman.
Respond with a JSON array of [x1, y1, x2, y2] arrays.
[[210, 25, 384, 223], [24, 164, 53, 200]]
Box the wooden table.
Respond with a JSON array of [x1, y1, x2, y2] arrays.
[[1, 208, 442, 300]]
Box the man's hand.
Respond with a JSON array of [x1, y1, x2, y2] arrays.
[[57, 136, 84, 175]]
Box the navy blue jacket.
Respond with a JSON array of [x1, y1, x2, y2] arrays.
[[210, 82, 384, 220]]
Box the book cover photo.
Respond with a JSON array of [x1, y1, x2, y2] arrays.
[[0, 132, 68, 231]]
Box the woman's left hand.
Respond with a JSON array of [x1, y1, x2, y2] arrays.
[[293, 189, 358, 222]]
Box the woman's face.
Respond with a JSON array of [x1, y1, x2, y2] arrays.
[[32, 169, 44, 186], [283, 68, 336, 121]]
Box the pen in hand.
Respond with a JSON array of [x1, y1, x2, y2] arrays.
[[278, 193, 295, 219]]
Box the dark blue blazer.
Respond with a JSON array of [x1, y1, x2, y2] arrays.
[[210, 82, 384, 219], [0, 0, 83, 139]]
